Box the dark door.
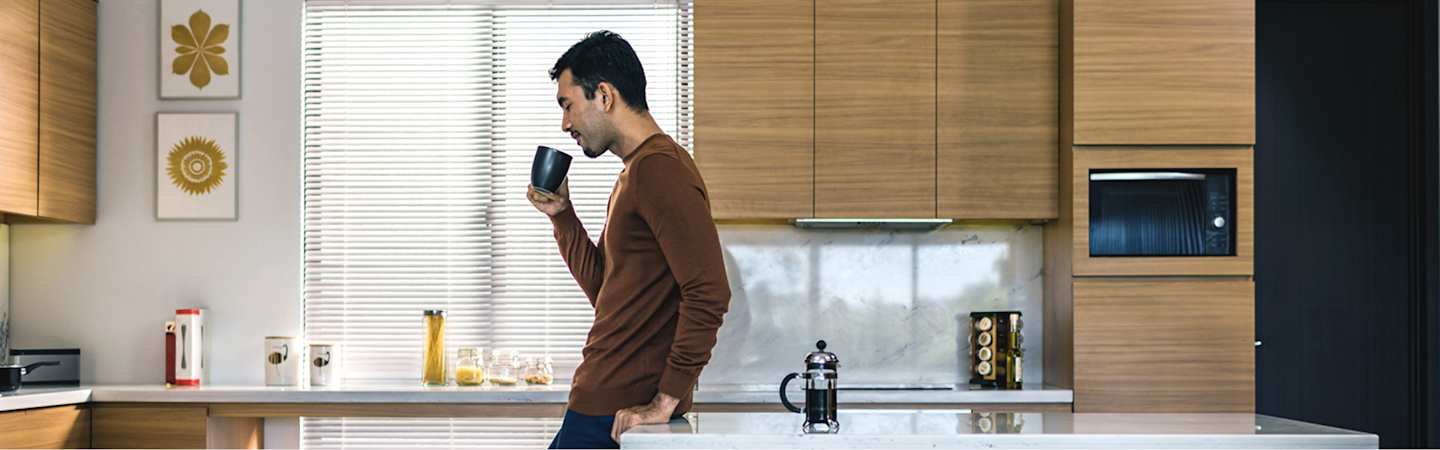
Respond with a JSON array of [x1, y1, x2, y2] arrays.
[[1256, 0, 1437, 447]]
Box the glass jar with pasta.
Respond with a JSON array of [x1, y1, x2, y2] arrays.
[[421, 310, 447, 386]]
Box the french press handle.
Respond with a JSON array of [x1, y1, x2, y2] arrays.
[[779, 372, 803, 414]]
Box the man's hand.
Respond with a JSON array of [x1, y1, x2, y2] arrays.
[[611, 392, 680, 443], [527, 178, 571, 217]]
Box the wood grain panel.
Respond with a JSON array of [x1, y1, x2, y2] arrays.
[[1072, 146, 1254, 276], [1043, 0, 1076, 391], [1070, 0, 1254, 144], [1073, 278, 1254, 412], [694, 0, 813, 219], [0, 405, 90, 448], [38, 0, 95, 223], [0, 0, 39, 216], [92, 405, 208, 449], [937, 0, 1057, 219], [815, 0, 936, 218]]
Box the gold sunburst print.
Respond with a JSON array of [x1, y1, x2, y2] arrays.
[[167, 136, 228, 196], [171, 9, 229, 89]]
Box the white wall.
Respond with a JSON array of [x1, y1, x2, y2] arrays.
[[8, 0, 302, 384]]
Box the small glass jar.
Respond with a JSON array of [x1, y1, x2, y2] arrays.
[[421, 310, 447, 386], [523, 355, 554, 385], [487, 349, 520, 386], [455, 347, 485, 386]]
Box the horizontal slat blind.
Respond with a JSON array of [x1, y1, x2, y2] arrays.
[[303, 3, 495, 383], [303, 1, 690, 448]]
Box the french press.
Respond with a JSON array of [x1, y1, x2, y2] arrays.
[[779, 340, 840, 433]]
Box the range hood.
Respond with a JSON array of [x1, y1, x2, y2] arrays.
[[790, 218, 953, 231]]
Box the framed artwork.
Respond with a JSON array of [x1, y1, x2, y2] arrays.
[[157, 113, 237, 220], [160, 0, 240, 98]]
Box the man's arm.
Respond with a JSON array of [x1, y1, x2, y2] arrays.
[[550, 207, 605, 306], [529, 181, 604, 306]]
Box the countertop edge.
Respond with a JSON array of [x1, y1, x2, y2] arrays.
[[2, 385, 1072, 409]]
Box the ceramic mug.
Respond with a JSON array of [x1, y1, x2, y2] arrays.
[[265, 336, 300, 386], [310, 343, 339, 386]]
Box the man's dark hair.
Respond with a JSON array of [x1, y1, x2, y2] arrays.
[[549, 30, 649, 112]]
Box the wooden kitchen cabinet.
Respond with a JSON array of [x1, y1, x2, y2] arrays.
[[92, 404, 261, 449], [1072, 278, 1254, 412], [0, 405, 90, 448], [937, 0, 1058, 219], [694, 0, 814, 220], [814, 0, 936, 218], [0, 0, 95, 224], [0, 0, 41, 217], [38, 0, 96, 224], [1068, 0, 1254, 145]]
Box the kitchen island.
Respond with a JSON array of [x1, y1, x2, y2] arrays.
[[622, 410, 1378, 449]]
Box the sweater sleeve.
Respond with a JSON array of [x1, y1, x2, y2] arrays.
[[632, 153, 732, 398], [550, 206, 604, 307]]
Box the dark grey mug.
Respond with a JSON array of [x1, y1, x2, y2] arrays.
[[531, 146, 572, 194]]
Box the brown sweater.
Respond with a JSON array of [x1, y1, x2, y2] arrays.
[[549, 133, 730, 416]]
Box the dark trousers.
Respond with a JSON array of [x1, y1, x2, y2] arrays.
[[549, 409, 619, 449]]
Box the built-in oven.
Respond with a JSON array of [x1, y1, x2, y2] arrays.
[[1088, 169, 1236, 257]]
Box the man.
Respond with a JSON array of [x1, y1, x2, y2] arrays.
[[527, 30, 731, 449]]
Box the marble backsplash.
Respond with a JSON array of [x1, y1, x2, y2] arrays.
[[699, 224, 1044, 387]]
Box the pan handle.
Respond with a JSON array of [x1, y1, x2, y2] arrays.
[[21, 361, 60, 376]]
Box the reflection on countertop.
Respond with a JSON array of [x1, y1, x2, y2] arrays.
[[623, 411, 1379, 449]]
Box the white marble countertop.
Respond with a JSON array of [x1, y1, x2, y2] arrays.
[[0, 387, 93, 412], [0, 384, 1071, 412], [622, 411, 1379, 449]]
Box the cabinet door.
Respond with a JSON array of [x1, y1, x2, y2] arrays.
[[0, 0, 39, 216], [937, 0, 1057, 219], [694, 0, 813, 219], [815, 0, 935, 218], [38, 0, 96, 223], [1073, 278, 1255, 412], [92, 405, 208, 449], [0, 405, 90, 449], [1070, 0, 1254, 144]]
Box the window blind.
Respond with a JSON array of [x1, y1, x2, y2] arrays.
[[302, 1, 691, 448]]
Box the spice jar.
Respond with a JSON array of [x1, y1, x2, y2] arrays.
[[523, 355, 554, 385], [421, 310, 447, 386], [455, 347, 485, 386], [487, 349, 520, 386]]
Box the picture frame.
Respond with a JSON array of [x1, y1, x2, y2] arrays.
[[160, 0, 240, 99], [156, 113, 238, 220]]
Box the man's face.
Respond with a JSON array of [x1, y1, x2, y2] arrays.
[[556, 70, 611, 158]]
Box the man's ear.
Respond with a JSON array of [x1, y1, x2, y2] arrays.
[[596, 82, 616, 113]]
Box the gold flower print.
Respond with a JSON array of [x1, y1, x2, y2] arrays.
[[167, 136, 228, 195], [171, 10, 229, 89]]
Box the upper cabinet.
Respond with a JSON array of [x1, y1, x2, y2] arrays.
[[696, 0, 1059, 220], [38, 0, 97, 224], [938, 0, 1058, 219], [694, 0, 814, 220], [0, 0, 41, 217], [1069, 0, 1255, 145], [814, 0, 936, 218], [0, 0, 95, 224]]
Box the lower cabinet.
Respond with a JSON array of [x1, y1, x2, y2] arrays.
[[0, 404, 89, 449], [1072, 278, 1255, 412], [92, 404, 261, 449]]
